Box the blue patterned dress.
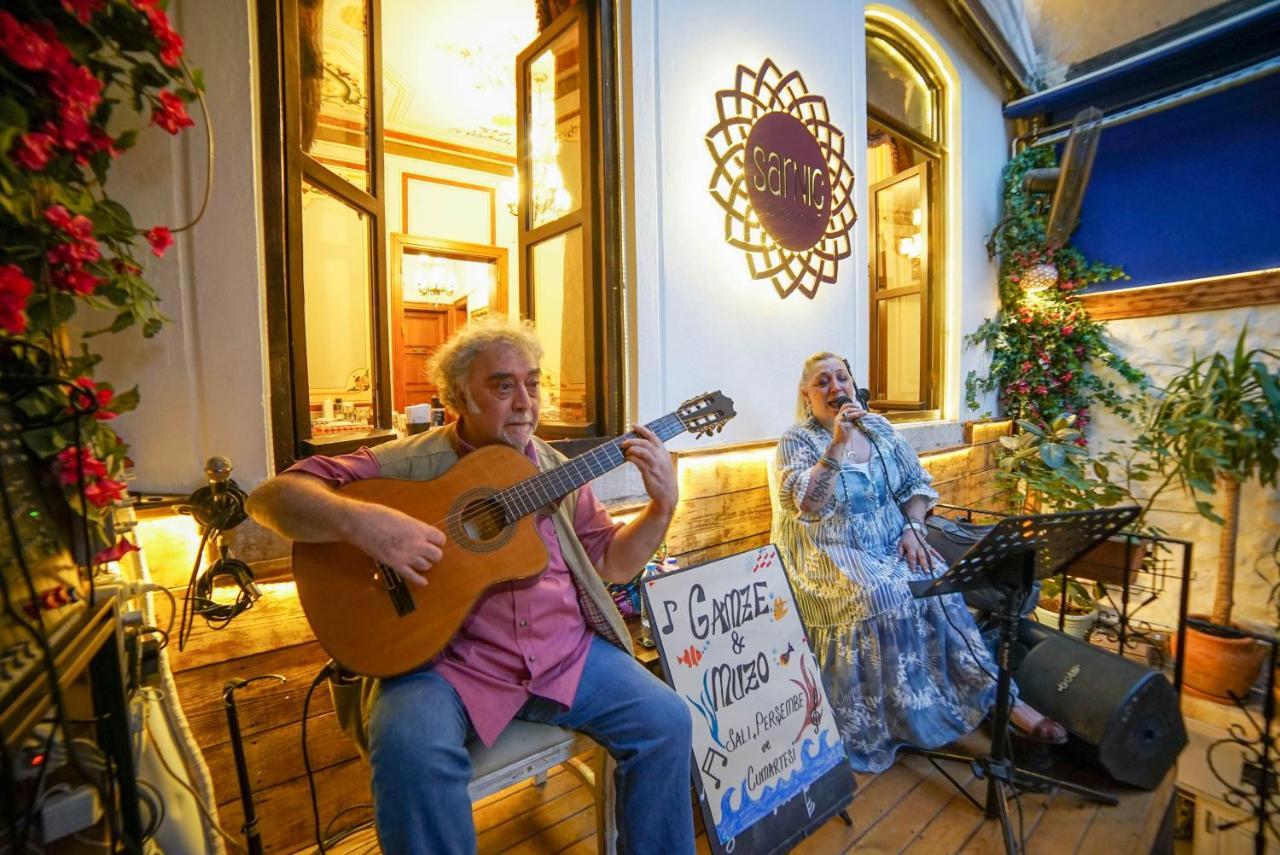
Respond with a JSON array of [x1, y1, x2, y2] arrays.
[[772, 415, 1004, 772]]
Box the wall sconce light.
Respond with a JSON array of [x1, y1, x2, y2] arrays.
[[1022, 262, 1059, 292]]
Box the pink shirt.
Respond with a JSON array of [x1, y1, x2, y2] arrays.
[[287, 434, 621, 745]]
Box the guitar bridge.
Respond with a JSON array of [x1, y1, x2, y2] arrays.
[[378, 564, 416, 617]]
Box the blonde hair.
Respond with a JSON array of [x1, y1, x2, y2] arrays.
[[427, 317, 544, 414], [795, 351, 848, 420]]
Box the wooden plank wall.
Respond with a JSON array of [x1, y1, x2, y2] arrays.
[[153, 419, 1011, 854], [664, 419, 1014, 563]]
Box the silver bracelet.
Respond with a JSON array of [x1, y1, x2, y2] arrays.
[[903, 521, 927, 534]]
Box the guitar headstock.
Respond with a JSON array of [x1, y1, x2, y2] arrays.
[[676, 391, 736, 438]]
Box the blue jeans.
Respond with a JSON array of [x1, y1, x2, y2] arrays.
[[367, 635, 695, 854]]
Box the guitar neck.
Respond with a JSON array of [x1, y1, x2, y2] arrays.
[[495, 413, 685, 520]]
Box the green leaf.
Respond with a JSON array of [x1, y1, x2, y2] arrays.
[[1040, 443, 1067, 468], [1186, 476, 1216, 494], [110, 386, 140, 414], [22, 427, 68, 457], [142, 317, 164, 338], [92, 199, 135, 236], [1093, 461, 1109, 480], [130, 62, 169, 90], [0, 96, 29, 133], [190, 67, 206, 92], [999, 436, 1020, 450], [1017, 420, 1045, 438], [1193, 500, 1224, 525]]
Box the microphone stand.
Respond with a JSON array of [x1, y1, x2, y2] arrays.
[[224, 674, 287, 855]]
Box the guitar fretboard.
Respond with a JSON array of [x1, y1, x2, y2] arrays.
[[495, 413, 685, 520]]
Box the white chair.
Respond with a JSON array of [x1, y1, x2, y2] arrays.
[[467, 720, 616, 854]]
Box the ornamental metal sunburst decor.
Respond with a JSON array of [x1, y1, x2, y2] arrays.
[[706, 59, 857, 300]]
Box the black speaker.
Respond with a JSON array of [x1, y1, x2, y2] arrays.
[[1013, 621, 1187, 790]]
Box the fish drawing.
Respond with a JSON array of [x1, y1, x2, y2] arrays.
[[676, 645, 703, 668], [778, 643, 795, 666], [790, 656, 824, 745], [773, 596, 788, 621]]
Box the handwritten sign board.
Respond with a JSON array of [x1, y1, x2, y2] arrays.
[[642, 545, 853, 854]]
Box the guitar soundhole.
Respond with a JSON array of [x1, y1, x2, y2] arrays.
[[450, 490, 516, 553]]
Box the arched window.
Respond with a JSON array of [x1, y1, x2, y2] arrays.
[[866, 20, 946, 415]]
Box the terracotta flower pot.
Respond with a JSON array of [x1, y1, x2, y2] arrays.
[[1067, 536, 1149, 586], [1179, 615, 1267, 704]]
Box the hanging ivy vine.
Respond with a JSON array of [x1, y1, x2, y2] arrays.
[[965, 146, 1145, 436]]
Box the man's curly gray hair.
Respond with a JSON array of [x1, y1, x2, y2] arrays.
[[426, 317, 543, 415]]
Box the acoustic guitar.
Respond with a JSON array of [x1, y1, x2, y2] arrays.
[[292, 391, 736, 678]]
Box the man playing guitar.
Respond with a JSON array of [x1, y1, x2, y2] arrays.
[[247, 318, 694, 854]]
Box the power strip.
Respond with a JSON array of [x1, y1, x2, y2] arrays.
[[41, 784, 102, 842]]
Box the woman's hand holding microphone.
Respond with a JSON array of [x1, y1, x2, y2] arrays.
[[828, 395, 867, 447]]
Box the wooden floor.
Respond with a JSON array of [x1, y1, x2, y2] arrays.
[[317, 735, 1172, 855]]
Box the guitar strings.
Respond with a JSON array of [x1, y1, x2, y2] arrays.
[[372, 413, 693, 573], [392, 415, 680, 543]]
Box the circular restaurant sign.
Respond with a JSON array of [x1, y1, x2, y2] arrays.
[[744, 112, 831, 251], [706, 59, 857, 299]]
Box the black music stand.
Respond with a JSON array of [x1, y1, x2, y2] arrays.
[[906, 506, 1140, 855]]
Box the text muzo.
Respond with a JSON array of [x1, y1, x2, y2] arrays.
[[666, 581, 774, 710]]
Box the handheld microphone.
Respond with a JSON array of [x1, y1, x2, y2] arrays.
[[830, 395, 867, 433]]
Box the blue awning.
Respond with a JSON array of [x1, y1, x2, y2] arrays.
[[1004, 0, 1280, 123]]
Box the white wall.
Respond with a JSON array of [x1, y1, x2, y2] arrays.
[[627, 0, 1006, 452], [91, 0, 269, 494], [1090, 306, 1280, 631]]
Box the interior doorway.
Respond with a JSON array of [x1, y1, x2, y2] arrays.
[[378, 0, 536, 413]]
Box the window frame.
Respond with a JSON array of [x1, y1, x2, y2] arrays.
[[865, 22, 948, 421], [516, 0, 625, 441], [260, 0, 394, 469]]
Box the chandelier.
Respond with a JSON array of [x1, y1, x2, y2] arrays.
[[502, 71, 571, 223]]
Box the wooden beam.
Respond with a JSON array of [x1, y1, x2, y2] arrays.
[[1080, 268, 1280, 321]]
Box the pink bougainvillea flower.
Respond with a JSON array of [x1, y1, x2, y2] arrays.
[[54, 447, 109, 486], [154, 23, 184, 68], [62, 0, 106, 25], [44, 204, 73, 229], [52, 267, 101, 295], [145, 225, 174, 257], [12, 131, 55, 171], [69, 376, 116, 420], [50, 62, 103, 117], [0, 264, 34, 335], [0, 12, 51, 71], [83, 477, 128, 508], [151, 90, 194, 134], [93, 536, 140, 566], [1061, 325, 1075, 336]]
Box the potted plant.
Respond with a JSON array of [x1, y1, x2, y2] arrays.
[[0, 2, 202, 560], [998, 413, 1151, 584], [1034, 575, 1100, 639], [1146, 328, 1280, 702]]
